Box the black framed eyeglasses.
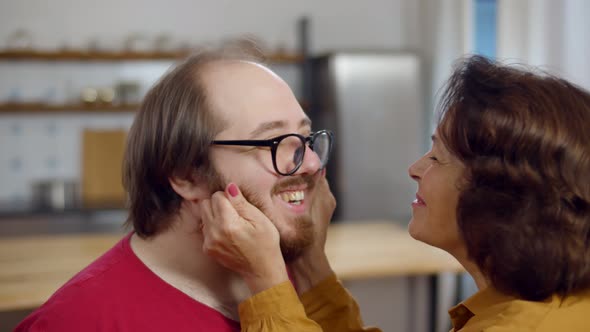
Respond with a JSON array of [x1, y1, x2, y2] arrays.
[[211, 130, 334, 176]]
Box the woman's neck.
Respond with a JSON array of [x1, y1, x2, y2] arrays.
[[448, 246, 489, 290]]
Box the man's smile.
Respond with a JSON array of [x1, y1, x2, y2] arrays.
[[279, 190, 305, 205]]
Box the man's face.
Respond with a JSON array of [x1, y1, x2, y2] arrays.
[[204, 61, 323, 262]]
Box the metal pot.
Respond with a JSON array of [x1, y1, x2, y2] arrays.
[[31, 179, 80, 211]]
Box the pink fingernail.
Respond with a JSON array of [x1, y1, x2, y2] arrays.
[[227, 183, 239, 197]]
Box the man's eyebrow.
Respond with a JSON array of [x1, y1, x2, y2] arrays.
[[249, 118, 312, 138], [300, 118, 312, 129], [249, 120, 287, 138]]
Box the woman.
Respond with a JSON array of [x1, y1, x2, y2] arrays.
[[199, 55, 590, 331]]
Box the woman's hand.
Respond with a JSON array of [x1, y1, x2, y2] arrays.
[[289, 171, 337, 294], [310, 173, 337, 251], [200, 183, 289, 294]]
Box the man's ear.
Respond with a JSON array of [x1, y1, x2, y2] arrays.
[[169, 174, 210, 201]]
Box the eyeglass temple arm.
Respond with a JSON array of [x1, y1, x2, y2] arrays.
[[210, 140, 275, 147]]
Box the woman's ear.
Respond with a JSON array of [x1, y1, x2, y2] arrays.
[[169, 174, 210, 201]]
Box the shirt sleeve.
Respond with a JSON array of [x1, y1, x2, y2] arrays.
[[300, 274, 382, 332], [239, 281, 323, 332], [239, 275, 381, 332]]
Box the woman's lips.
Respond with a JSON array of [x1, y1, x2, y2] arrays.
[[412, 193, 426, 207]]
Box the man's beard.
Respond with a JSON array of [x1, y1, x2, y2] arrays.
[[206, 167, 315, 262]]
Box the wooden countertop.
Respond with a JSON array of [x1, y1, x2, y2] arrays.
[[0, 221, 462, 311]]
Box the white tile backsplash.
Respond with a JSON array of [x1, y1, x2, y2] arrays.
[[0, 113, 135, 204]]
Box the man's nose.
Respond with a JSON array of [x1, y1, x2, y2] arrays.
[[295, 147, 322, 175]]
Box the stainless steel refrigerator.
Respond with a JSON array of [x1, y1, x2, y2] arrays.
[[308, 52, 428, 222]]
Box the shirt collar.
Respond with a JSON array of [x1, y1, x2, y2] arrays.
[[448, 286, 515, 330]]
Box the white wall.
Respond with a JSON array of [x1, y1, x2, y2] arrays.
[[0, 0, 406, 53]]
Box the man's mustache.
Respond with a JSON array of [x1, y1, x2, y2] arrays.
[[272, 174, 316, 195]]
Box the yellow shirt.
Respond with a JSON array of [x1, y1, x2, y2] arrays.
[[449, 286, 590, 331], [239, 275, 590, 331]]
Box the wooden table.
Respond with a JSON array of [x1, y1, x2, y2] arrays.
[[0, 234, 121, 311], [0, 221, 462, 312], [325, 222, 463, 279]]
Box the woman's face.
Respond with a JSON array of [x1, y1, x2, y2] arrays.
[[408, 131, 466, 254]]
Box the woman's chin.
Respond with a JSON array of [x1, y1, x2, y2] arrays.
[[407, 218, 421, 240]]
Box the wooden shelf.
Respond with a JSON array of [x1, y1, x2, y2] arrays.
[[0, 103, 139, 113], [0, 48, 304, 114], [0, 49, 303, 64], [0, 100, 308, 114]]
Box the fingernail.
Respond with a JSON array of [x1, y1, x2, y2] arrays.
[[227, 183, 239, 197]]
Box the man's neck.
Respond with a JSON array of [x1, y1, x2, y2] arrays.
[[129, 217, 250, 321]]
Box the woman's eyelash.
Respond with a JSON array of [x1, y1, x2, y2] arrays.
[[429, 156, 439, 162]]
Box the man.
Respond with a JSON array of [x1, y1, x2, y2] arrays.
[[15, 47, 334, 331]]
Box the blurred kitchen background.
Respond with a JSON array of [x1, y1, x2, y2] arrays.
[[0, 0, 588, 331]]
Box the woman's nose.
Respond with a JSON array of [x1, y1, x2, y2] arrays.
[[408, 156, 425, 182]]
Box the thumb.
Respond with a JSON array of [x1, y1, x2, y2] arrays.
[[225, 183, 269, 224]]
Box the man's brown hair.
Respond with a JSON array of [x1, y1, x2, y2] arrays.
[[437, 55, 590, 301]]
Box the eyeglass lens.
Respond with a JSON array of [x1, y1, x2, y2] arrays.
[[276, 135, 304, 174], [312, 132, 331, 167], [275, 133, 331, 175]]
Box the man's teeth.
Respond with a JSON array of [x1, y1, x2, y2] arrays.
[[280, 191, 305, 204]]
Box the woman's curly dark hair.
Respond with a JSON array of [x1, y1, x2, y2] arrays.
[[437, 55, 590, 301]]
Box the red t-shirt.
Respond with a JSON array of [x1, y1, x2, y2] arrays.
[[15, 233, 240, 332]]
